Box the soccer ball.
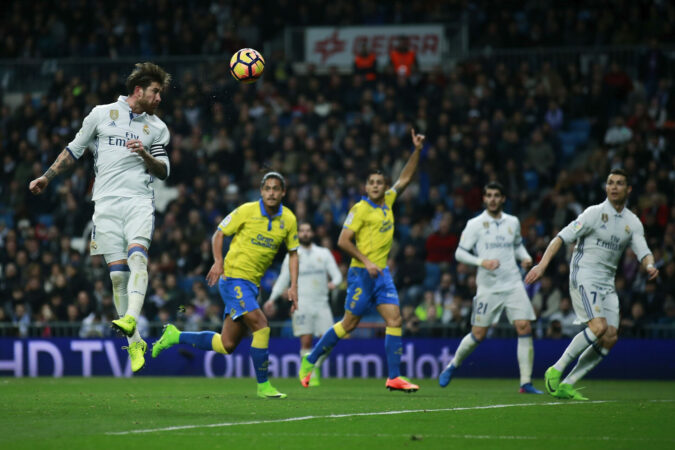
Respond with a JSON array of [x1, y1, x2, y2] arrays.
[[230, 48, 265, 83]]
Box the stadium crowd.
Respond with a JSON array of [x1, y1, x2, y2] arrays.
[[1, 0, 675, 339]]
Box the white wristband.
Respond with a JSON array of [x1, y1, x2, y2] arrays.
[[647, 264, 655, 270]]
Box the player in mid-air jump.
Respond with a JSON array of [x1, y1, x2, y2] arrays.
[[439, 182, 543, 394], [29, 62, 172, 373], [152, 172, 299, 399], [298, 129, 425, 392], [525, 169, 658, 400]]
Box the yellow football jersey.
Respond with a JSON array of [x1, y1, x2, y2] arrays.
[[218, 199, 299, 286], [343, 188, 397, 269]]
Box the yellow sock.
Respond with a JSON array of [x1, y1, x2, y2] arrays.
[[333, 322, 347, 338], [252, 327, 270, 349], [211, 334, 229, 354], [386, 327, 402, 336]]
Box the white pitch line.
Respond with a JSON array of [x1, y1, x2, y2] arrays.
[[106, 400, 611, 436]]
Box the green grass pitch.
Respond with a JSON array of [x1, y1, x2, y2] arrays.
[[1, 377, 674, 449]]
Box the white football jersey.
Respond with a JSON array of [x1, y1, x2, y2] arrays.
[[558, 199, 651, 289], [270, 244, 343, 313], [457, 211, 529, 294], [67, 96, 170, 201]]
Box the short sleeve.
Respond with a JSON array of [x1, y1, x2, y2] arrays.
[[343, 204, 363, 233], [558, 207, 597, 244], [385, 188, 397, 208], [458, 221, 478, 252], [285, 214, 299, 251], [67, 107, 101, 159], [218, 206, 246, 236]]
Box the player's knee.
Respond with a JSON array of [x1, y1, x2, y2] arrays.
[[471, 327, 487, 341], [221, 336, 238, 354], [386, 316, 402, 328], [127, 248, 148, 273], [588, 319, 608, 338], [602, 328, 618, 348], [515, 320, 532, 335]]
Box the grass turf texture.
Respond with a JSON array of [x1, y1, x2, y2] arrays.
[[1, 378, 673, 449]]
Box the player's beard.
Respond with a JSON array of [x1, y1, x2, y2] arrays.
[[299, 237, 312, 246], [138, 97, 158, 115]]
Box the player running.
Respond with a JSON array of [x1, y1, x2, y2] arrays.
[[525, 169, 658, 400], [29, 62, 172, 372], [267, 222, 342, 386], [298, 129, 425, 392], [439, 182, 543, 394], [152, 172, 298, 399]]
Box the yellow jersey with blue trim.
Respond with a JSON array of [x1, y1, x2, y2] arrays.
[[343, 188, 397, 269], [218, 199, 299, 286]]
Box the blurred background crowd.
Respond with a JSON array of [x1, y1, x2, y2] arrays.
[[1, 0, 674, 339]]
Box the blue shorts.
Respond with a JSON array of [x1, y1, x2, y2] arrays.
[[219, 278, 260, 320], [344, 267, 399, 317]]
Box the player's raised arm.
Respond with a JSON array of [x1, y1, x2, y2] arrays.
[[392, 128, 425, 195], [29, 149, 77, 195]]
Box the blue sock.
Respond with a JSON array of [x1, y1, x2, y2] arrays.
[[308, 327, 341, 364], [179, 331, 216, 350], [250, 347, 269, 383], [385, 332, 402, 379]]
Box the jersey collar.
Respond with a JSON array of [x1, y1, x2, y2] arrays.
[[602, 198, 624, 217], [362, 195, 389, 216], [259, 198, 283, 231], [118, 95, 146, 120]]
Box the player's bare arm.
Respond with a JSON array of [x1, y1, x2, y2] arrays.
[[338, 227, 382, 278], [28, 149, 76, 194], [206, 229, 225, 287], [525, 236, 563, 284], [392, 128, 425, 194], [287, 250, 299, 312], [127, 138, 168, 180], [641, 254, 659, 281]]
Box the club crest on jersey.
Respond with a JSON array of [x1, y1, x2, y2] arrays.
[[90, 240, 97, 250], [625, 225, 631, 234], [143, 124, 150, 135], [109, 109, 119, 120], [483, 222, 489, 229], [508, 226, 513, 234], [601, 213, 608, 223]]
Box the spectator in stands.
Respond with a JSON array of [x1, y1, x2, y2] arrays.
[[354, 42, 378, 85], [531, 275, 562, 319], [547, 296, 578, 338], [424, 212, 458, 269], [389, 35, 417, 78]]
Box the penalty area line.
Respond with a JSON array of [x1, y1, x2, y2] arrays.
[[106, 400, 611, 435]]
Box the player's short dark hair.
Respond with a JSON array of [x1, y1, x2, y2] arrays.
[[483, 181, 505, 196], [608, 168, 630, 184], [261, 171, 286, 190], [125, 62, 172, 95], [366, 169, 390, 185]]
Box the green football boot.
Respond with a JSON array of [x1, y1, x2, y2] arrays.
[[309, 366, 321, 387], [257, 381, 287, 399], [123, 339, 147, 373], [299, 355, 315, 388], [555, 383, 589, 401], [112, 314, 137, 337], [544, 366, 562, 395], [152, 324, 181, 358]]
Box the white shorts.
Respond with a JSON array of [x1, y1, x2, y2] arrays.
[[569, 283, 619, 328], [292, 304, 334, 337], [90, 196, 155, 262], [471, 284, 536, 327]]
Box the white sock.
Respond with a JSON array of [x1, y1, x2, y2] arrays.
[[563, 344, 608, 385], [110, 269, 141, 344], [517, 335, 534, 385], [126, 250, 148, 319], [553, 328, 598, 373], [451, 332, 481, 368]]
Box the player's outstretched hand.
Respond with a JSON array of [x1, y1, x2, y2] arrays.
[[647, 266, 659, 281], [287, 284, 298, 313], [206, 261, 224, 287], [525, 264, 544, 285], [521, 259, 533, 270], [29, 176, 48, 195], [481, 259, 500, 271], [411, 128, 425, 150]]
